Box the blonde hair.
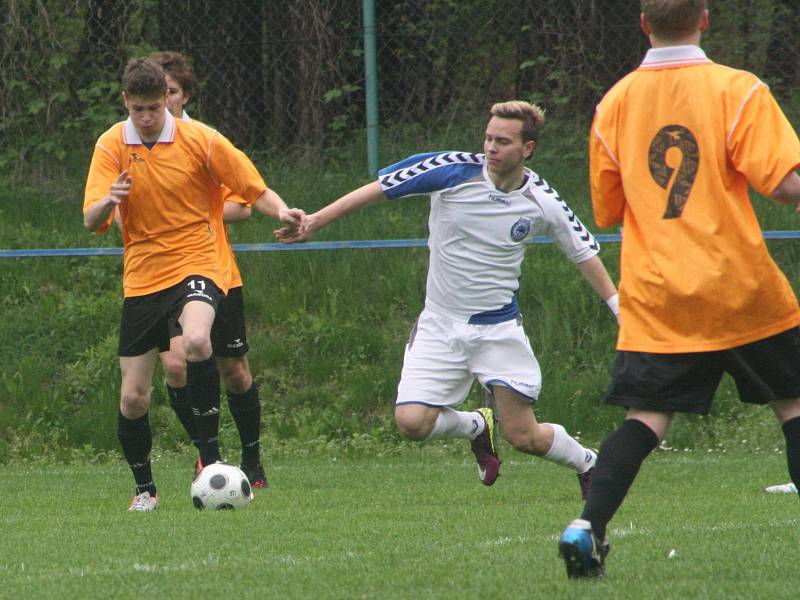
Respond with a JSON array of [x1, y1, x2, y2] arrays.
[[490, 100, 545, 145], [641, 0, 706, 40]]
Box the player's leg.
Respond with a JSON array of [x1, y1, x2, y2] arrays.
[[174, 276, 224, 466], [117, 292, 172, 511], [725, 327, 800, 496], [559, 409, 670, 579], [394, 311, 498, 482], [560, 349, 721, 578], [218, 355, 267, 487], [119, 350, 160, 510], [394, 402, 486, 440], [770, 399, 800, 495], [160, 337, 201, 468], [212, 286, 265, 486], [491, 386, 596, 496]]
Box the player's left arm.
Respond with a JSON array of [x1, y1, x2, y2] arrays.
[[538, 186, 619, 321], [253, 187, 305, 233], [728, 82, 800, 202], [206, 134, 304, 231], [575, 256, 620, 322]]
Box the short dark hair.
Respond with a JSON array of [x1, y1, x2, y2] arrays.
[[122, 58, 166, 98], [641, 0, 706, 40], [490, 100, 545, 146], [149, 51, 195, 99]]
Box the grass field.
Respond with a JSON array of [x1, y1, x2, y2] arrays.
[[2, 444, 799, 599]]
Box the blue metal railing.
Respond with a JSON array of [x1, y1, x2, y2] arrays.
[[3, 231, 800, 258]]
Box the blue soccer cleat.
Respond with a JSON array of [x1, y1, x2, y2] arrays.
[[559, 518, 610, 579]]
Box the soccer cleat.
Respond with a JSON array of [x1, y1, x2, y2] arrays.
[[128, 491, 160, 512], [470, 407, 501, 486], [241, 462, 268, 489], [577, 449, 598, 500], [194, 457, 203, 479], [559, 518, 610, 579], [765, 482, 798, 494]]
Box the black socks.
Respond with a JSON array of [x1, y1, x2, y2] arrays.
[[228, 383, 262, 467], [187, 356, 221, 465], [581, 418, 659, 540], [117, 411, 156, 496], [782, 416, 800, 495]]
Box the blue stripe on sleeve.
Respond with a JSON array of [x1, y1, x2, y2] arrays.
[[378, 151, 484, 199]]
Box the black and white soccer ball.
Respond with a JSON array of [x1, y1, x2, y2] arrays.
[[191, 462, 253, 510]]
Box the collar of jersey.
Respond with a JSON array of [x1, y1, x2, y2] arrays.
[[640, 45, 710, 69], [122, 110, 177, 146], [482, 161, 532, 194]]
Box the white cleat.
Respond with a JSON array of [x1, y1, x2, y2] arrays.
[[764, 482, 797, 494], [128, 491, 160, 511]]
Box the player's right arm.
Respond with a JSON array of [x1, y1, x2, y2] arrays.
[[275, 181, 386, 243], [276, 151, 481, 243], [589, 106, 625, 228], [83, 170, 131, 232], [771, 171, 800, 207]]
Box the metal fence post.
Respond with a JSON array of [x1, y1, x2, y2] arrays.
[[362, 0, 380, 177]]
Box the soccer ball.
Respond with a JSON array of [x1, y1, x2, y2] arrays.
[[191, 462, 254, 510]]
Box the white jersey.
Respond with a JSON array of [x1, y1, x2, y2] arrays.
[[379, 151, 599, 323]]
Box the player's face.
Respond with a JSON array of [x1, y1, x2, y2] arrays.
[[483, 117, 533, 177], [124, 93, 167, 142], [164, 74, 189, 119]]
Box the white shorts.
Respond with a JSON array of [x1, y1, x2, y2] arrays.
[[396, 309, 542, 407]]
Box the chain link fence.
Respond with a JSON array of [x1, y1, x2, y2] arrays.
[[2, 0, 798, 179]]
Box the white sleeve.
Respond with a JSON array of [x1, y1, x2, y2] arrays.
[[534, 180, 599, 264]]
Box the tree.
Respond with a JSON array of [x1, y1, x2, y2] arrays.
[[160, 0, 266, 148]]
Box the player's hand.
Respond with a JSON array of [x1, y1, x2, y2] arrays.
[[278, 207, 305, 228], [107, 170, 132, 206], [273, 208, 308, 244]]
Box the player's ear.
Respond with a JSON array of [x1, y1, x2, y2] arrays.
[[698, 9, 709, 33], [640, 13, 651, 36], [524, 141, 535, 160]]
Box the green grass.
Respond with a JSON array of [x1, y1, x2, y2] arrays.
[[2, 119, 800, 457], [2, 446, 799, 599]]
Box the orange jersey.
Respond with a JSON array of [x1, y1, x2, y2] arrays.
[[591, 45, 800, 353], [83, 112, 265, 297], [182, 111, 247, 289], [221, 188, 247, 288]]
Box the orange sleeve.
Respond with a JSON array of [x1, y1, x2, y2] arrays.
[[589, 107, 625, 228], [83, 137, 122, 234], [728, 83, 800, 197], [206, 133, 266, 205], [222, 185, 250, 207]]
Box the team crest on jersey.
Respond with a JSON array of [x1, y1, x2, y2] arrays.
[[129, 152, 145, 163], [510, 217, 532, 242], [489, 193, 511, 207]]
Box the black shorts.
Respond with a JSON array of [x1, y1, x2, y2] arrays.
[[118, 275, 224, 357], [606, 327, 800, 415], [211, 285, 249, 358]]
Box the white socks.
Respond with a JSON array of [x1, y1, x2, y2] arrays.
[[425, 407, 485, 441], [543, 423, 595, 473]]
